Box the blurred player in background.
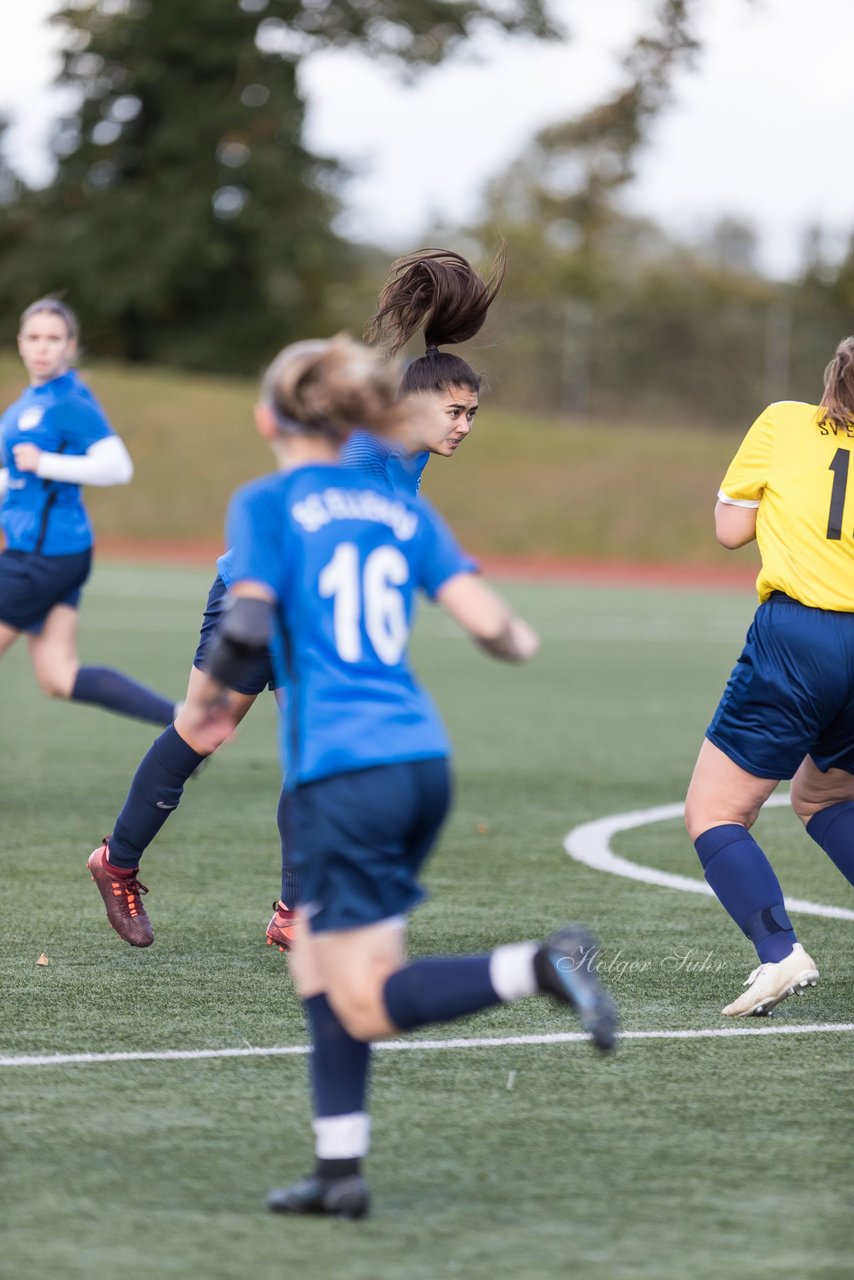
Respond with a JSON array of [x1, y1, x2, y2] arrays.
[[87, 247, 506, 951], [685, 335, 854, 1016], [190, 333, 616, 1218], [0, 298, 176, 726]]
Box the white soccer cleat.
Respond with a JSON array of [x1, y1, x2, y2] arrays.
[[722, 943, 819, 1018]]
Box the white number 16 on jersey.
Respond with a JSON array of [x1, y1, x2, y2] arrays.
[[319, 542, 410, 665]]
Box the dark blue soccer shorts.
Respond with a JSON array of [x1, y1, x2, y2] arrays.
[[285, 757, 453, 933], [707, 592, 854, 779], [192, 573, 277, 695], [0, 547, 92, 633]]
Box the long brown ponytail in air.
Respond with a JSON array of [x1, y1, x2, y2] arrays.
[[820, 337, 854, 430], [365, 245, 507, 395]]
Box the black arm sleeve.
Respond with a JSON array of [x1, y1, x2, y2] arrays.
[[206, 596, 274, 690]]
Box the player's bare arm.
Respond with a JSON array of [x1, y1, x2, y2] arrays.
[[436, 572, 540, 661], [714, 499, 757, 548]]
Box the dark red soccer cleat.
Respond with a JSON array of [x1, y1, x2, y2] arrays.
[[87, 842, 154, 948], [266, 900, 298, 952]]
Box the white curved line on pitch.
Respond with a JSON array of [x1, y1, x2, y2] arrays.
[[1, 1022, 853, 1068], [564, 793, 854, 922]]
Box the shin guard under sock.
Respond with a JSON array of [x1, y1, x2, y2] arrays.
[[305, 994, 371, 1161], [806, 801, 854, 888], [108, 725, 207, 868], [382, 955, 499, 1031], [277, 785, 300, 907], [695, 824, 796, 963]]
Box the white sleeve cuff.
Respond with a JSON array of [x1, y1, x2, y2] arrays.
[[0, 468, 7, 499], [717, 489, 760, 508], [35, 435, 134, 487]]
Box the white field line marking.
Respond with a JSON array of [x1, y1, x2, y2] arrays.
[[564, 794, 854, 922], [2, 1023, 853, 1069], [8, 798, 851, 1072]]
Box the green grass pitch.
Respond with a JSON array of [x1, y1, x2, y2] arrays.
[[1, 564, 851, 1279]]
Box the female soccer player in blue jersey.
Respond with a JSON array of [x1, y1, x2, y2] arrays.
[[87, 248, 506, 950], [0, 298, 175, 726], [190, 333, 615, 1218], [339, 244, 508, 497], [685, 336, 854, 1017]]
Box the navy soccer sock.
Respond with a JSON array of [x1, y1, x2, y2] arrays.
[[695, 824, 797, 964], [382, 955, 499, 1031], [107, 725, 207, 868], [276, 786, 300, 908], [806, 801, 854, 888], [72, 666, 174, 726], [306, 994, 371, 1172]]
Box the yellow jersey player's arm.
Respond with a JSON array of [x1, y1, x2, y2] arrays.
[[715, 499, 757, 548], [715, 408, 774, 549]]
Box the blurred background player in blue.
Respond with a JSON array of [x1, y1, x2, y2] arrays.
[[190, 333, 616, 1218], [0, 298, 176, 726], [685, 335, 854, 1016], [87, 247, 506, 950]]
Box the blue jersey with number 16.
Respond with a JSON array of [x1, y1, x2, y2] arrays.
[[226, 464, 477, 790]]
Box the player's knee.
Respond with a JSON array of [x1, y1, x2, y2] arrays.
[[35, 668, 72, 699], [789, 784, 848, 827], [336, 1007, 377, 1042], [176, 716, 229, 754], [684, 793, 715, 842], [328, 980, 385, 1042], [685, 794, 758, 842], [788, 783, 811, 826]]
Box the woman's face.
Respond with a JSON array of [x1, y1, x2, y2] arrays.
[[416, 384, 479, 457], [18, 311, 77, 385]]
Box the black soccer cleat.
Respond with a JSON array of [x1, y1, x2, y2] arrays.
[[267, 1174, 370, 1220], [534, 923, 618, 1052]]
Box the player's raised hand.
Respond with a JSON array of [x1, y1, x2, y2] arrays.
[[505, 615, 540, 661]]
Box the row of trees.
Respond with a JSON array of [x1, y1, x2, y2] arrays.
[[0, 0, 852, 424], [0, 0, 559, 368], [455, 0, 854, 422]]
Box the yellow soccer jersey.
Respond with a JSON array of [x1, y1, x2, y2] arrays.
[[719, 400, 854, 610]]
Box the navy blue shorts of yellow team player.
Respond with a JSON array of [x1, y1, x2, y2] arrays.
[[193, 573, 277, 695], [0, 547, 91, 632], [285, 757, 452, 933], [707, 591, 854, 779]]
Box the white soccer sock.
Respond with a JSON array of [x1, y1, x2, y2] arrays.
[[312, 1112, 371, 1159], [489, 942, 539, 1002]]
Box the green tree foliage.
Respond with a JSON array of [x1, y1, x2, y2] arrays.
[[457, 0, 854, 424], [0, 0, 557, 371]]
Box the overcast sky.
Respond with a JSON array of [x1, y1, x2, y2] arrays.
[[2, 0, 853, 279]]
